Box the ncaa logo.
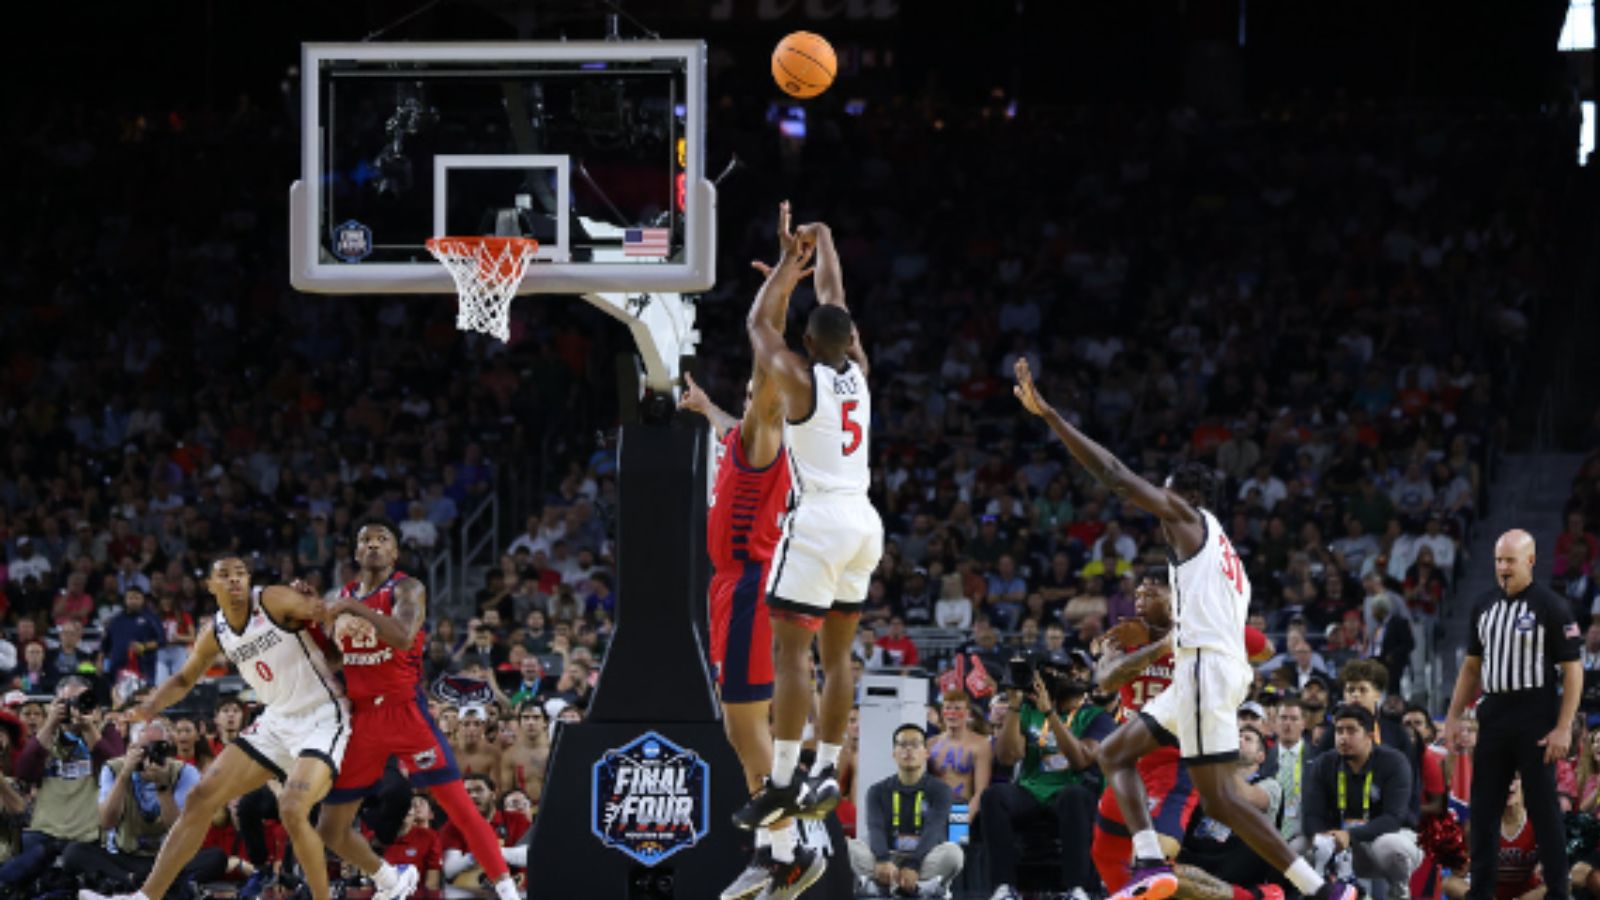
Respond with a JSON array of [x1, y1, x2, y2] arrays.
[[331, 220, 373, 263], [411, 748, 438, 770], [1516, 613, 1536, 632]]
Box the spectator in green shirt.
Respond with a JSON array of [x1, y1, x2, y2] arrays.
[[980, 652, 1115, 900]]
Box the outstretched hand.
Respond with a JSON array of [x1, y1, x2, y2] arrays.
[[773, 201, 817, 270], [677, 372, 713, 416], [1012, 358, 1052, 417]]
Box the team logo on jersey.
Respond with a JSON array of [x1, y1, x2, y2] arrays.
[[331, 220, 373, 263], [592, 731, 709, 866], [1516, 613, 1536, 632]]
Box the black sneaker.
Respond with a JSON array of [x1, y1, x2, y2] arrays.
[[797, 764, 840, 819], [731, 776, 811, 830], [755, 845, 827, 900], [720, 846, 775, 900]]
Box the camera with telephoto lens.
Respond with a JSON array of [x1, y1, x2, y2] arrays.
[[143, 740, 175, 767], [73, 691, 97, 715]]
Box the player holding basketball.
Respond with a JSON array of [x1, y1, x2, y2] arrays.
[[731, 205, 882, 900], [313, 518, 519, 900], [1092, 571, 1278, 900], [1012, 358, 1356, 900], [678, 359, 793, 900], [79, 557, 348, 900]]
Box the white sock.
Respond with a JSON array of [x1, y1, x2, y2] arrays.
[[814, 742, 841, 771], [771, 740, 801, 787], [373, 863, 399, 891], [1131, 829, 1164, 862], [1286, 857, 1326, 895], [494, 876, 520, 900], [755, 828, 773, 849], [502, 845, 527, 867], [770, 823, 798, 863]]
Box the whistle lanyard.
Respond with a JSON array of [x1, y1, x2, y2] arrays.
[[1337, 768, 1373, 821], [892, 789, 924, 832]]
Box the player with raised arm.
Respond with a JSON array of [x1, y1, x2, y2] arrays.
[[1012, 359, 1356, 900], [678, 351, 793, 900], [313, 517, 520, 900], [730, 205, 882, 900], [79, 558, 349, 900]]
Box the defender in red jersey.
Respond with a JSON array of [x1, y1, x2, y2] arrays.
[[679, 353, 792, 900], [313, 517, 519, 900], [1092, 573, 1272, 893]]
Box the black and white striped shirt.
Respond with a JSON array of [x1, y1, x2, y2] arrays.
[[1468, 583, 1579, 695]]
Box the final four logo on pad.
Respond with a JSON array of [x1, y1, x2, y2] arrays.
[[592, 731, 709, 866], [331, 220, 373, 262]]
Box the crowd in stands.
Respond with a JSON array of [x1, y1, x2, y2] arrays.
[[0, 49, 1581, 897]]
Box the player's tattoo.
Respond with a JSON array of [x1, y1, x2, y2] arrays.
[[1088, 457, 1132, 496], [393, 579, 426, 634]]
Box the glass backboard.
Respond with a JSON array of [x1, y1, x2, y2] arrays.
[[290, 41, 715, 295]]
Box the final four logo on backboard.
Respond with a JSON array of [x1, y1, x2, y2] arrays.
[[331, 220, 373, 262], [592, 731, 709, 866]]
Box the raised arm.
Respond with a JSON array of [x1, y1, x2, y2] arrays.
[[261, 584, 329, 630], [131, 622, 223, 722], [747, 202, 819, 411], [1013, 358, 1200, 533], [809, 223, 870, 376], [677, 372, 739, 439], [330, 577, 426, 651]]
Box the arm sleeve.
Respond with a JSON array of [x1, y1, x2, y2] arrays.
[[173, 763, 201, 808], [1349, 751, 1413, 843], [1467, 596, 1486, 658], [1547, 591, 1581, 663], [1302, 755, 1332, 837], [98, 764, 117, 804], [865, 780, 893, 861], [912, 781, 953, 866]]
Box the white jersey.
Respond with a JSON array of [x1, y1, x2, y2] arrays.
[[214, 588, 345, 719], [786, 360, 871, 497], [1168, 509, 1251, 662]]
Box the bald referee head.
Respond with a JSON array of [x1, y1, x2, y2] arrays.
[[1495, 529, 1536, 595]]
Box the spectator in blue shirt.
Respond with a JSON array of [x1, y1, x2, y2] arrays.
[[986, 555, 1029, 631], [102, 590, 165, 683]]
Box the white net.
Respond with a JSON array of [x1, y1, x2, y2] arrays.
[[425, 237, 539, 342]]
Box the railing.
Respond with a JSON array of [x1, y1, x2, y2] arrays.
[[424, 544, 455, 614], [453, 490, 500, 619]]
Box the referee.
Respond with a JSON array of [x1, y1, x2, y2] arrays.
[[1445, 529, 1582, 900]]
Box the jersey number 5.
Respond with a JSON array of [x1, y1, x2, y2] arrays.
[[841, 400, 863, 456], [1219, 537, 1245, 594]]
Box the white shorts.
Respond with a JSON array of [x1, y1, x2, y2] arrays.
[[766, 494, 883, 614], [235, 701, 352, 780], [1140, 647, 1252, 763]]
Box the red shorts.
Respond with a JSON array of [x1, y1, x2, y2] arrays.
[[709, 561, 774, 703], [326, 690, 461, 804], [1095, 746, 1199, 839]]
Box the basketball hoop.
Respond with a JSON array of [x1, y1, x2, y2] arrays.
[[425, 236, 539, 342]]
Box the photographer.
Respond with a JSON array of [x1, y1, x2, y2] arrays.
[[62, 720, 222, 892], [0, 677, 121, 891], [980, 651, 1115, 899]]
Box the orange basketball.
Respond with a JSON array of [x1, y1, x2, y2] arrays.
[[772, 31, 836, 99]]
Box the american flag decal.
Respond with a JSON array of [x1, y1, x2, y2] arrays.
[[623, 227, 670, 258]]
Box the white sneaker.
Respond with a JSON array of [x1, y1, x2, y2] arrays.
[[990, 885, 1023, 900], [373, 864, 421, 900]]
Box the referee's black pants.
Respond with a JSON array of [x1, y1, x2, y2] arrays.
[[1469, 702, 1569, 900]]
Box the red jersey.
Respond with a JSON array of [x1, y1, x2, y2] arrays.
[[441, 809, 531, 854], [1496, 816, 1540, 897], [706, 425, 791, 569], [385, 825, 443, 874], [338, 571, 427, 704]]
